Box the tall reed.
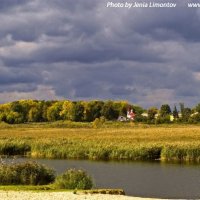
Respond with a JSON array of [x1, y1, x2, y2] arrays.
[[0, 124, 200, 162]]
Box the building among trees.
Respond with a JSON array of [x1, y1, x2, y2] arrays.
[[127, 109, 135, 120]]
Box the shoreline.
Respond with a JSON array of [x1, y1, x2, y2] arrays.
[[0, 191, 176, 200]]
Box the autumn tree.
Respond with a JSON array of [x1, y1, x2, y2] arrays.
[[47, 101, 63, 121]]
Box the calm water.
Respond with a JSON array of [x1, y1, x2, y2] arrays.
[[4, 158, 200, 199]]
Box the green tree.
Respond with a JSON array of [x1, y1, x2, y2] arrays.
[[179, 102, 185, 117], [195, 103, 200, 113], [0, 103, 10, 122], [6, 111, 24, 124], [189, 113, 200, 123], [182, 108, 191, 122], [90, 101, 104, 119], [160, 104, 171, 117], [83, 101, 104, 122], [47, 101, 63, 121], [60, 100, 71, 120], [172, 105, 179, 119], [147, 107, 158, 121], [112, 101, 129, 116], [28, 105, 42, 122], [41, 101, 49, 122], [132, 105, 144, 115], [179, 103, 191, 122], [67, 102, 84, 122], [10, 100, 38, 122], [101, 101, 118, 120]]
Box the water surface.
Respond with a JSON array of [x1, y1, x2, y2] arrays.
[[4, 157, 200, 199]]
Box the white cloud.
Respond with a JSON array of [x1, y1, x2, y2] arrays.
[[0, 85, 63, 103]]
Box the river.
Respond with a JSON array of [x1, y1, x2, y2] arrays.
[[3, 157, 200, 199]]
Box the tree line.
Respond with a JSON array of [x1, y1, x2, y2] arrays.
[[0, 99, 200, 124], [0, 100, 142, 124], [144, 103, 200, 124]]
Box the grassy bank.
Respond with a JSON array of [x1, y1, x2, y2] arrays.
[[0, 122, 200, 162], [0, 185, 54, 191], [0, 186, 125, 195]]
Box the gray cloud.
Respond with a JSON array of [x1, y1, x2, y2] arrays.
[[0, 0, 200, 108]]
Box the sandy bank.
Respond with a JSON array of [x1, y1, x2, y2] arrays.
[[0, 191, 163, 200]]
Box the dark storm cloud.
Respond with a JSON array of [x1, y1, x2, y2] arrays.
[[0, 68, 41, 85], [109, 87, 137, 96], [129, 7, 200, 42], [0, 0, 28, 11], [0, 83, 37, 93], [1, 0, 200, 107]]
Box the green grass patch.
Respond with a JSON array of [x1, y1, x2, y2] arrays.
[[0, 185, 54, 191], [0, 185, 125, 195]]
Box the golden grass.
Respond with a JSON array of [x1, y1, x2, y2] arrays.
[[0, 124, 200, 162]]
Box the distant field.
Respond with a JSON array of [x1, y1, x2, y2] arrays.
[[0, 122, 200, 162]]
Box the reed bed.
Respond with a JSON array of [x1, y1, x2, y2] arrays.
[[0, 124, 200, 162]]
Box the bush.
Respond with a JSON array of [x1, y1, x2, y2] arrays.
[[92, 117, 105, 128], [0, 161, 55, 185], [54, 169, 93, 189], [155, 115, 171, 124]]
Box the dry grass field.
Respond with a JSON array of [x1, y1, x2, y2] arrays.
[[0, 123, 200, 162]]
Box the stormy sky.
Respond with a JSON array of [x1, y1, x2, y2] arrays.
[[0, 0, 200, 108]]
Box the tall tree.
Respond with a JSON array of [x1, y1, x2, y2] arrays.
[[160, 104, 171, 117], [83, 101, 104, 122], [68, 102, 84, 122], [179, 103, 185, 117], [182, 108, 191, 122], [101, 101, 118, 120], [47, 101, 63, 121], [172, 105, 179, 119], [147, 107, 158, 121]]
